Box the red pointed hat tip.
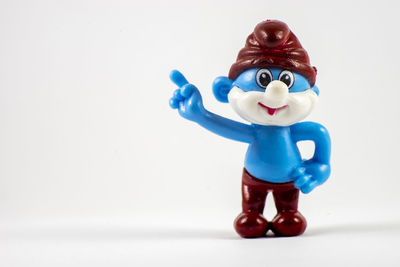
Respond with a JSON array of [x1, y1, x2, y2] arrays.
[[228, 19, 317, 86], [254, 20, 290, 48]]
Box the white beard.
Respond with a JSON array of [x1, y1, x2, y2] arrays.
[[228, 86, 318, 126]]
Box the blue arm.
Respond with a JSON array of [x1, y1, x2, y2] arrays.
[[196, 110, 254, 143], [169, 70, 254, 143], [290, 122, 331, 193], [291, 121, 331, 164]]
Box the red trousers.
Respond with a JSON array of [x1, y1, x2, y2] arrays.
[[241, 168, 299, 214], [234, 168, 306, 237]]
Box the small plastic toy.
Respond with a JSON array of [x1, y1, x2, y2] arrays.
[[169, 20, 331, 238]]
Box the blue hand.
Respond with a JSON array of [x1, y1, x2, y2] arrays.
[[292, 161, 331, 194], [169, 70, 205, 122], [292, 167, 314, 193]]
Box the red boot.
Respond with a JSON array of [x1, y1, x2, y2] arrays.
[[234, 212, 268, 238], [271, 188, 307, 236], [271, 211, 307, 236]]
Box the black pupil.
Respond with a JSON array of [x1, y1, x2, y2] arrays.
[[280, 74, 292, 87], [259, 72, 271, 87]]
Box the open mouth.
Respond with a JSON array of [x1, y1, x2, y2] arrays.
[[258, 102, 288, 116]]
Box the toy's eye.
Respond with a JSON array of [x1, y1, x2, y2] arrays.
[[256, 69, 273, 89], [278, 70, 294, 89]]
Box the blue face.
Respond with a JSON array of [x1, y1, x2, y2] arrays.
[[233, 68, 319, 95]]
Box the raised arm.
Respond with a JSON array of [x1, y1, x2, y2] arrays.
[[169, 70, 254, 143], [290, 121, 331, 193]]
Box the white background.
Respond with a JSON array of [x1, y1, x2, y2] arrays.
[[1, 0, 400, 266]]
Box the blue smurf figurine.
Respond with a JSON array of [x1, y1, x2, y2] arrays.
[[169, 20, 331, 238]]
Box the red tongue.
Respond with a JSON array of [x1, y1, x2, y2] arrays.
[[258, 102, 277, 115], [266, 107, 276, 115]]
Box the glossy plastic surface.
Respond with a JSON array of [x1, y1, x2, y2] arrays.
[[234, 169, 307, 238], [169, 19, 331, 237]]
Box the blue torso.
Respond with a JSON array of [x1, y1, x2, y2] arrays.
[[244, 125, 302, 183]]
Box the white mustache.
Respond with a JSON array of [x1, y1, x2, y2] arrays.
[[228, 87, 318, 126]]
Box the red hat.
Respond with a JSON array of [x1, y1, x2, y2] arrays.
[[228, 20, 317, 86]]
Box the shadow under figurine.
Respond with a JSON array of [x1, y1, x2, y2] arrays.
[[169, 20, 331, 238]]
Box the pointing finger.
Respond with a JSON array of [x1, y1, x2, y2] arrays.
[[170, 70, 189, 87]]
